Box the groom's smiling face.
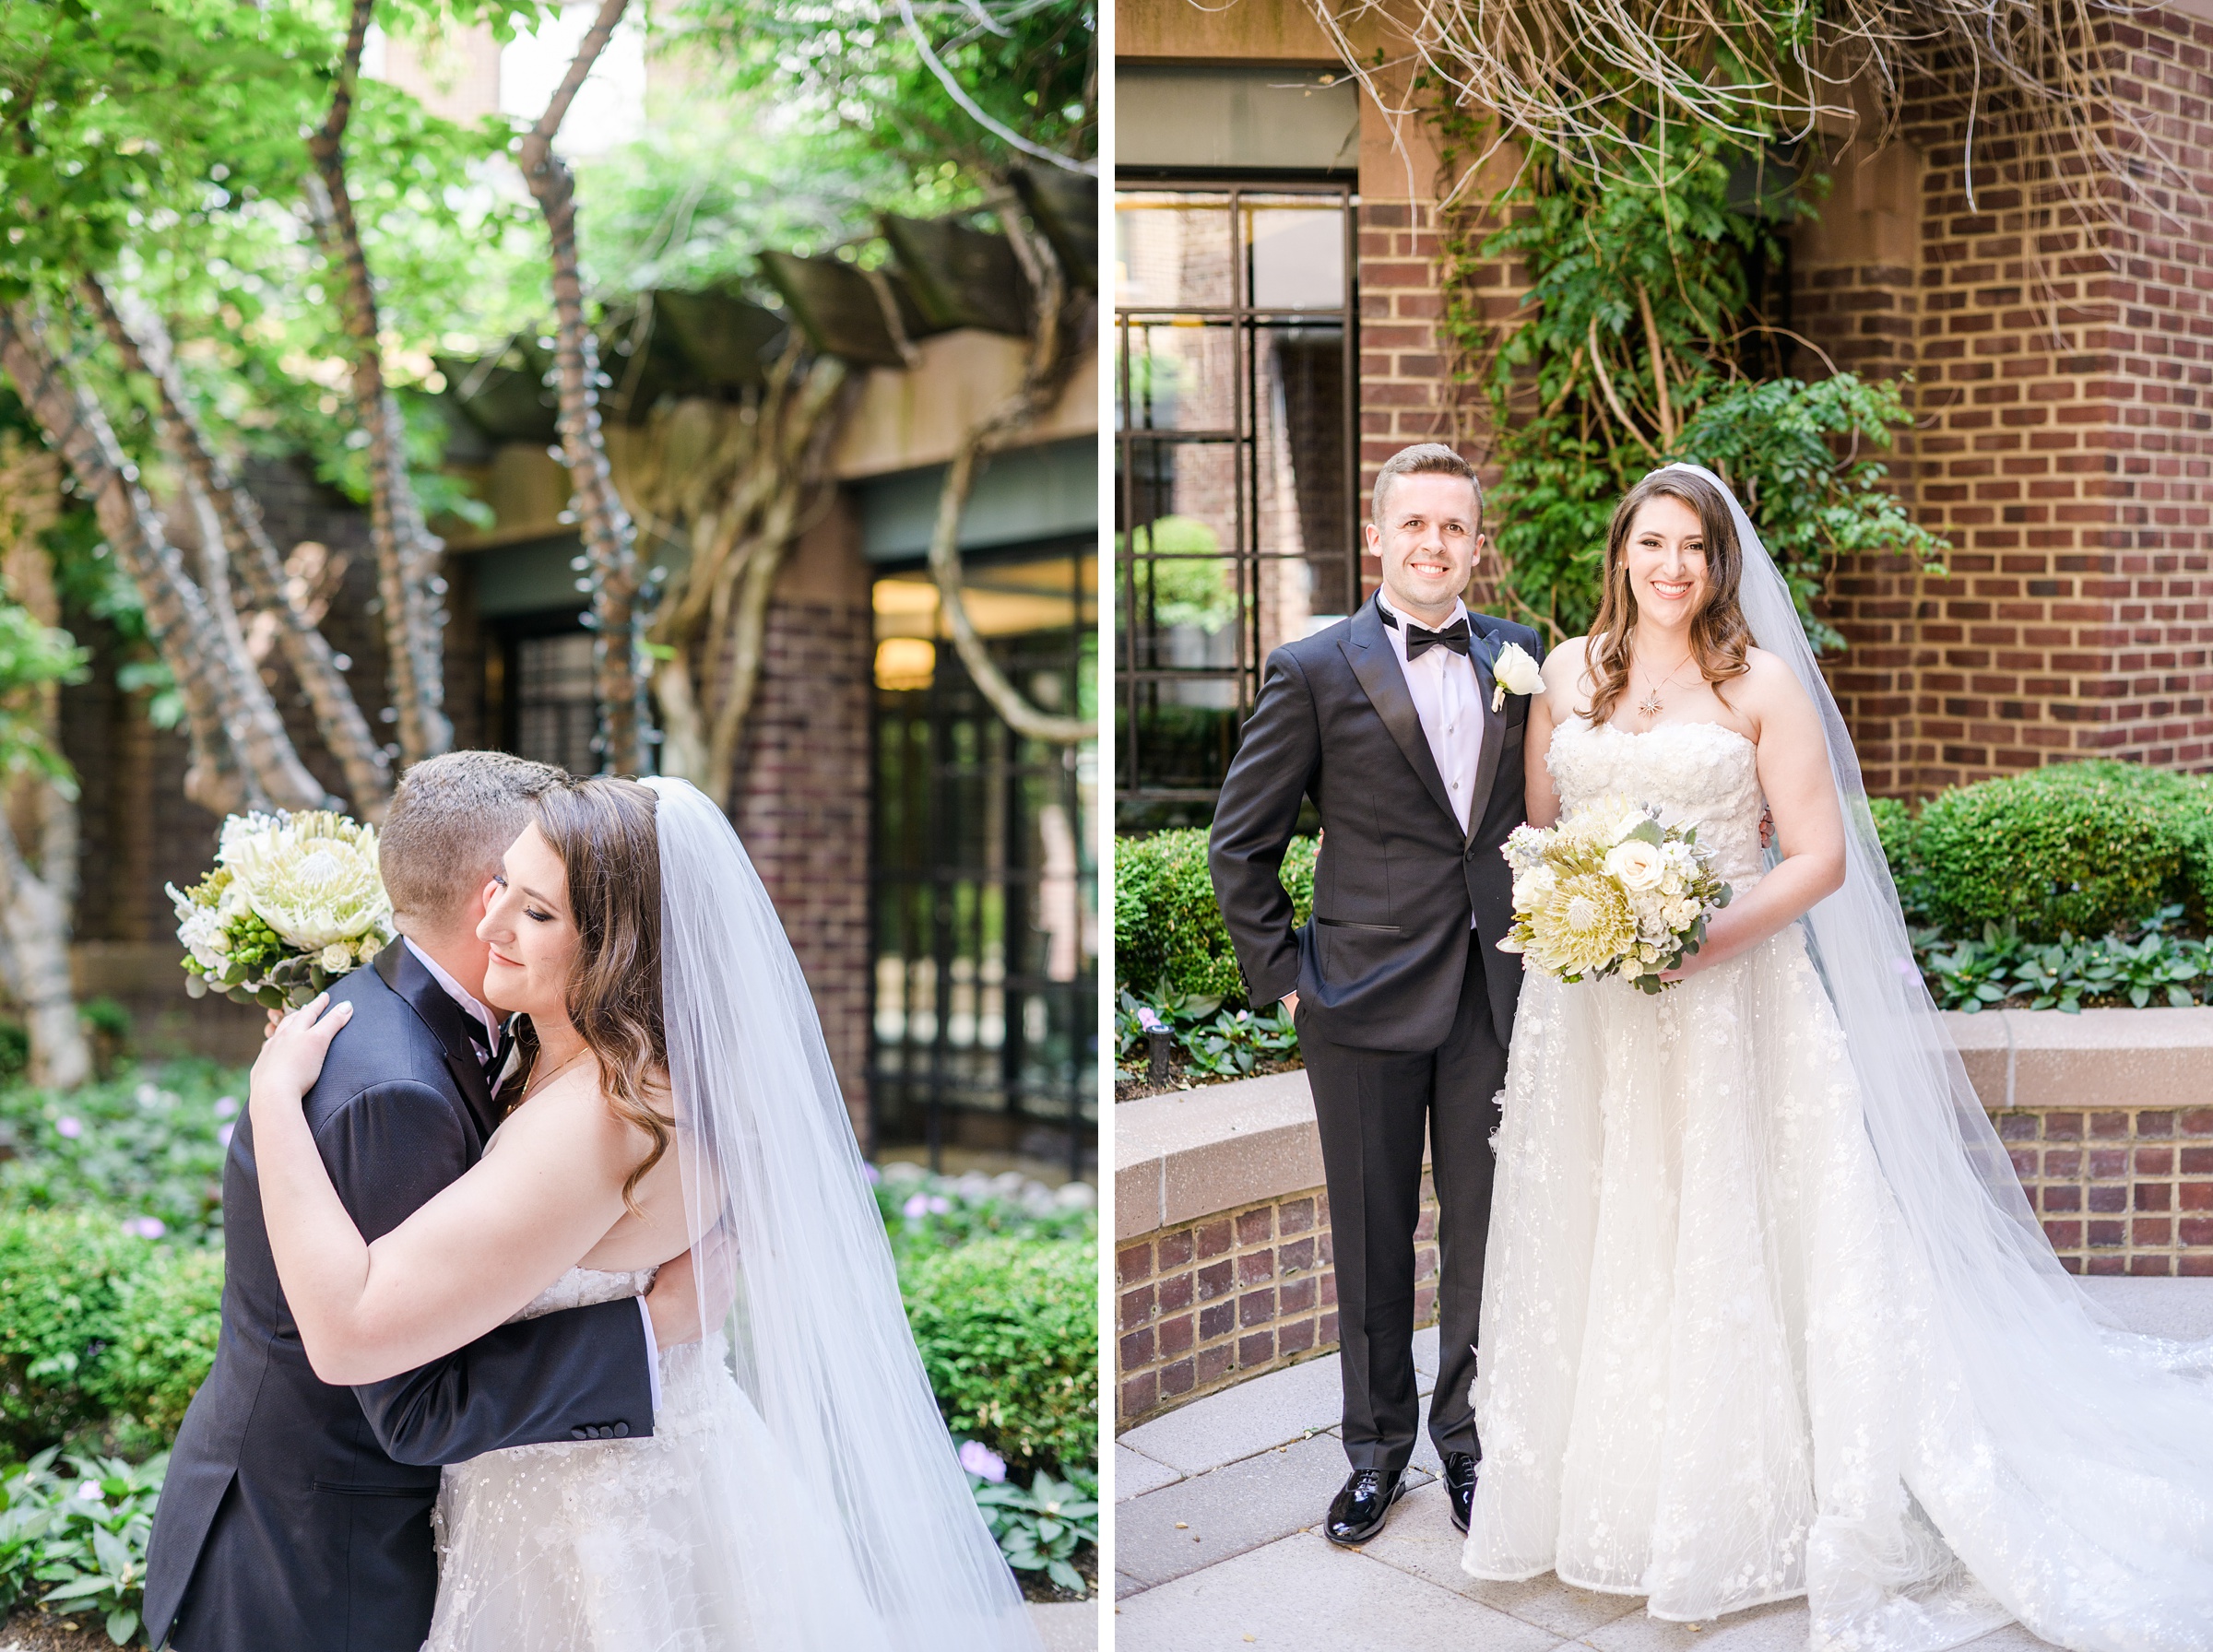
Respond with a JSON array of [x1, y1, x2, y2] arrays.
[[1367, 471, 1482, 626]]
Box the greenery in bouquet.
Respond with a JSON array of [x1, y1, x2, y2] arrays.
[[1501, 796, 1732, 990], [169, 811, 395, 1010]]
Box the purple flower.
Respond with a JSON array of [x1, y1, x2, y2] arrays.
[[903, 1193, 930, 1220], [958, 1440, 1006, 1482], [219, 1123, 235, 1149], [54, 1116, 80, 1139], [123, 1217, 166, 1240], [928, 1196, 952, 1215], [863, 1162, 882, 1185], [1136, 1007, 1166, 1032], [214, 1096, 240, 1118], [1236, 1009, 1250, 1021]]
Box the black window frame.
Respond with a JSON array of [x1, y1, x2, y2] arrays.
[[1114, 174, 1360, 823]]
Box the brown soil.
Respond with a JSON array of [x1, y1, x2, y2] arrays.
[[1014, 1545, 1098, 1603], [1114, 1055, 1304, 1104], [0, 1609, 121, 1650]]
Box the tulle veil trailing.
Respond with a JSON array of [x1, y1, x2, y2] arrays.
[[643, 777, 1040, 1651], [1654, 464, 2213, 1642]]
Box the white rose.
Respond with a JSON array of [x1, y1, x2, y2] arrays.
[[1664, 898, 1698, 928], [1604, 840, 1666, 891], [1489, 642, 1545, 710], [1513, 867, 1557, 909], [320, 942, 353, 972]]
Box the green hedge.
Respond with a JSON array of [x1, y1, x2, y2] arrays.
[[901, 1236, 1096, 1478], [0, 1210, 220, 1461], [1116, 829, 1317, 1001], [1890, 761, 2213, 941]]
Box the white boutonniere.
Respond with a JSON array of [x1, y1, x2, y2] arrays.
[[1481, 640, 1546, 714]]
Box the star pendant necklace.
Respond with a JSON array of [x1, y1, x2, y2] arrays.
[[1633, 656, 1698, 721]]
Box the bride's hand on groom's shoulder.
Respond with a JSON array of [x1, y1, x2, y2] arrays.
[[250, 993, 351, 1113]]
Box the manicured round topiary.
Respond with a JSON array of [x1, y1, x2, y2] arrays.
[[900, 1236, 1096, 1477], [1913, 762, 2185, 941], [1113, 829, 1316, 1004]]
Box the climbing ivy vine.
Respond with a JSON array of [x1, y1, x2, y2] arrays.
[[1431, 110, 1947, 649]]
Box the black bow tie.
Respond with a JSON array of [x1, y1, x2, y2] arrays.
[[483, 1022, 515, 1081], [1386, 610, 1472, 661]]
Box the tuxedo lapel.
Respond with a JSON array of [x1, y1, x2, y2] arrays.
[[1343, 597, 1461, 832], [1467, 619, 1509, 846], [373, 941, 499, 1140]]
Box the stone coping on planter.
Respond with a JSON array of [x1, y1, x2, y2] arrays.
[[1116, 1008, 2213, 1244]]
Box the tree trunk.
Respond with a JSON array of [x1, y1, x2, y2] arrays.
[[307, 0, 451, 768], [0, 302, 326, 815], [0, 436, 89, 1090], [84, 277, 394, 817], [925, 183, 1090, 745], [0, 802, 89, 1090], [518, 0, 645, 774], [633, 347, 853, 806]]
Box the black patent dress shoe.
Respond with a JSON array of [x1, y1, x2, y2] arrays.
[[1442, 1451, 1478, 1533], [1322, 1468, 1405, 1546]]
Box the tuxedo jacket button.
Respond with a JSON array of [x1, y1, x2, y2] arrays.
[[613, 1422, 630, 1437], [570, 1428, 586, 1440]]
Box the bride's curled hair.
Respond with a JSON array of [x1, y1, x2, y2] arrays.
[[1586, 467, 1754, 726], [527, 775, 671, 1211]]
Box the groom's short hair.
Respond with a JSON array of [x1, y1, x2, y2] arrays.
[[381, 749, 566, 933], [1373, 443, 1481, 527]]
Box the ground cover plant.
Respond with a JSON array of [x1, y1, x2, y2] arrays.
[[0, 1069, 1101, 1639]]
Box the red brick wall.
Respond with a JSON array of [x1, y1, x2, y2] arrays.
[[728, 508, 875, 1133], [1997, 1100, 2213, 1276], [1801, 10, 2213, 796], [1115, 1177, 1443, 1428]]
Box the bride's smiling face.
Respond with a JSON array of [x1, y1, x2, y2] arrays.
[[1623, 493, 1710, 629], [477, 823, 579, 1018]]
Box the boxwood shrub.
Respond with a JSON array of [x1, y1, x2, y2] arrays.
[[0, 1210, 220, 1460], [1907, 761, 2213, 941], [1116, 829, 1317, 1002], [900, 1236, 1096, 1477]]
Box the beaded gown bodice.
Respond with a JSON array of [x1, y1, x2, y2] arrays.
[[1545, 717, 1767, 889]]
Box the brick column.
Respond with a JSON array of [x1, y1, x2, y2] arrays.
[[729, 500, 876, 1137]]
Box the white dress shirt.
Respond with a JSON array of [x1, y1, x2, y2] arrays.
[[1379, 596, 1485, 835], [401, 936, 662, 1409]]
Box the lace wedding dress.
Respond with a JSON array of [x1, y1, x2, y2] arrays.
[[1463, 716, 2213, 1651], [422, 1267, 889, 1652]]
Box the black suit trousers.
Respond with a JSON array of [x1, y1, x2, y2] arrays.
[[1300, 927, 1507, 1472]]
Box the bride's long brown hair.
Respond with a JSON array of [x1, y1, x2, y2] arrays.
[[1585, 468, 1754, 726], [501, 775, 672, 1213]]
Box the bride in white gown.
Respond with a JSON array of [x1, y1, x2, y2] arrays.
[[1463, 465, 2213, 1651], [247, 774, 1038, 1651]]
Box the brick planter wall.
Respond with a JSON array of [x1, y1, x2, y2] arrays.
[[1995, 1103, 2213, 1275], [1118, 1008, 2213, 1430], [1116, 1179, 1444, 1425]]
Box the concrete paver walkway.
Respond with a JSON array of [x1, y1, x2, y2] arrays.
[[1115, 1278, 2213, 1650]]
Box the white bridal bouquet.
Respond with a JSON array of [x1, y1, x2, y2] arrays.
[[168, 810, 396, 1009], [1498, 796, 1732, 992]]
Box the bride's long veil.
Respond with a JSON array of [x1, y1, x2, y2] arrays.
[[645, 777, 1039, 1651], [1659, 464, 2213, 1636]]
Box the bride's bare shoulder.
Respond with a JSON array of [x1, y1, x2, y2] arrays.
[[1738, 646, 1818, 737], [1543, 634, 1598, 712]]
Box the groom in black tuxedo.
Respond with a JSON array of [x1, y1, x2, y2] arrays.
[[1211, 443, 1539, 1544], [146, 751, 704, 1652]]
